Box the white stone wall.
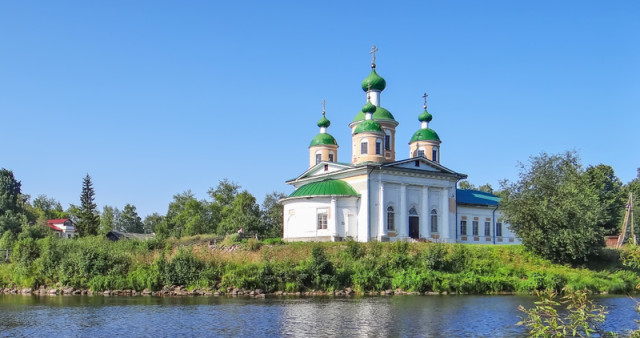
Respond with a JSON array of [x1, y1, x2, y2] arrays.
[[367, 171, 457, 243], [282, 197, 359, 242], [456, 205, 520, 245]]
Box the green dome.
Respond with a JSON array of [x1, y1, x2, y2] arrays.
[[289, 179, 359, 198], [361, 101, 376, 113], [353, 120, 383, 134], [361, 69, 386, 92], [317, 115, 330, 128], [310, 133, 337, 146], [410, 129, 441, 143], [352, 106, 396, 122], [418, 110, 432, 122]]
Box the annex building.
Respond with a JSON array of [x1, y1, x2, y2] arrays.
[[280, 49, 520, 244]]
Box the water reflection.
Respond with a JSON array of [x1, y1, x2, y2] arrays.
[[0, 294, 636, 337]]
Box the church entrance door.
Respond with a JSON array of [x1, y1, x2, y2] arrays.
[[409, 216, 419, 239]]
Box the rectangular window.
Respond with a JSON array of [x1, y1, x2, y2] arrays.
[[360, 142, 368, 155], [387, 212, 394, 231], [315, 153, 321, 164], [460, 220, 467, 235], [472, 221, 479, 236], [431, 215, 438, 233], [432, 149, 438, 161], [496, 222, 502, 237], [417, 150, 425, 157], [328, 154, 334, 162], [375, 141, 381, 155], [384, 135, 391, 150], [317, 211, 328, 230], [484, 221, 491, 236]]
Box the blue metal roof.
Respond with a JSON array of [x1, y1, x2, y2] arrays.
[[457, 189, 500, 206]]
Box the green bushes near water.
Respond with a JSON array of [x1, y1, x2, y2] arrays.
[[0, 235, 639, 295]]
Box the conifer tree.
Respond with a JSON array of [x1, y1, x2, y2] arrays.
[[77, 174, 100, 236], [0, 168, 27, 234]]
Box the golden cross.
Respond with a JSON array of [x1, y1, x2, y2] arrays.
[[423, 92, 428, 109], [369, 45, 378, 64], [321, 99, 326, 115]]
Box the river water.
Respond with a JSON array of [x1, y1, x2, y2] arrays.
[[0, 294, 637, 337]]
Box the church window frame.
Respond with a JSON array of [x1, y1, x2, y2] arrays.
[[375, 138, 382, 155], [430, 209, 438, 233], [484, 221, 491, 236], [496, 221, 503, 237], [360, 140, 368, 155], [387, 206, 395, 231], [317, 209, 328, 230], [417, 149, 425, 158], [384, 130, 391, 151], [432, 147, 439, 162], [315, 152, 322, 165], [460, 220, 467, 236], [472, 220, 479, 236], [328, 151, 334, 162]]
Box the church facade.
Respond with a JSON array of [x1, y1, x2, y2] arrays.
[[280, 49, 520, 244]]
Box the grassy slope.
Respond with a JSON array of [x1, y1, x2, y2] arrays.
[[0, 235, 638, 294]]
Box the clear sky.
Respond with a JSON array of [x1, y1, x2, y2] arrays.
[[1, 1, 638, 218]]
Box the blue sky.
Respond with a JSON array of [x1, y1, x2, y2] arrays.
[[1, 1, 638, 217]]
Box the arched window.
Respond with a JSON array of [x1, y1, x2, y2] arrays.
[[375, 138, 382, 155], [432, 147, 439, 162], [430, 209, 438, 233], [409, 207, 418, 215], [384, 130, 391, 151], [387, 206, 395, 231], [360, 140, 368, 155]]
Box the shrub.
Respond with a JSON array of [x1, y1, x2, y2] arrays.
[[163, 248, 204, 286], [222, 233, 240, 247], [246, 238, 261, 251], [0, 230, 16, 250]]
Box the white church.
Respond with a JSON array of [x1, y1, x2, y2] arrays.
[[280, 48, 520, 244]]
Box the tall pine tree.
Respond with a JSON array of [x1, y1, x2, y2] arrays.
[[77, 174, 100, 236]]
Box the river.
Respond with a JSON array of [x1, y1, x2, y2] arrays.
[[0, 294, 638, 337]]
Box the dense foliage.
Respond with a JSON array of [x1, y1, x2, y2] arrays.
[[0, 168, 27, 234], [500, 152, 607, 264], [1, 237, 638, 296]]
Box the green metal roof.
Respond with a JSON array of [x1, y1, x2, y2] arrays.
[[317, 115, 330, 128], [457, 189, 500, 206], [289, 179, 359, 198], [361, 101, 376, 113], [353, 119, 383, 134], [418, 109, 433, 122], [361, 69, 386, 92], [410, 128, 441, 142], [353, 106, 395, 122], [309, 133, 337, 146]]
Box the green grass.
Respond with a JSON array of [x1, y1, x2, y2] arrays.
[[1, 235, 638, 294]]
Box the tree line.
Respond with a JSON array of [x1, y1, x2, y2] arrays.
[[461, 151, 639, 264], [0, 170, 286, 244]]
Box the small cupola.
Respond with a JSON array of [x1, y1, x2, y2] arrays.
[[409, 93, 442, 163], [351, 93, 385, 165], [309, 100, 339, 167]]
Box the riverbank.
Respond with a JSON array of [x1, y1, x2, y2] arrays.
[[1, 235, 638, 295]]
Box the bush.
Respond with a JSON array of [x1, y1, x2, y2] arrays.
[[246, 238, 261, 251], [163, 248, 204, 286], [0, 230, 16, 250]]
